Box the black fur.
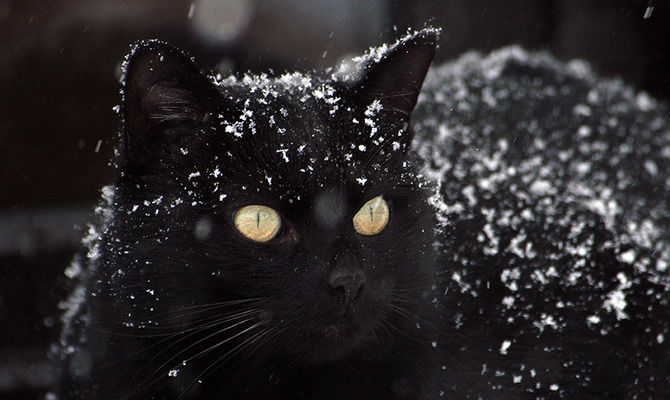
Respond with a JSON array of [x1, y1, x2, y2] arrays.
[[56, 30, 670, 399]]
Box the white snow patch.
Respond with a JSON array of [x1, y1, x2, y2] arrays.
[[500, 268, 521, 292], [500, 340, 512, 355], [644, 160, 658, 176], [618, 249, 636, 264], [462, 185, 477, 207], [276, 149, 290, 162], [533, 313, 558, 333], [364, 99, 382, 117], [502, 296, 515, 308], [529, 180, 552, 196], [602, 272, 631, 320], [573, 104, 592, 116]]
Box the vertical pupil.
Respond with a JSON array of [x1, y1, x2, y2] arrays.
[[256, 212, 260, 228], [369, 205, 374, 221]]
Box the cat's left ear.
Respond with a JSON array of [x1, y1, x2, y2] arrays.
[[121, 40, 218, 173], [352, 29, 437, 124]]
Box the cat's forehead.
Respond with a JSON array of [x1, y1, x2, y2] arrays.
[[209, 74, 384, 188], [215, 71, 342, 115]]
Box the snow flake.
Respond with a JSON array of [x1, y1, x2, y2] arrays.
[[533, 314, 558, 333], [619, 249, 636, 264], [573, 104, 592, 116], [602, 272, 632, 320], [577, 125, 592, 138], [500, 340, 512, 355], [500, 268, 521, 292], [364, 99, 383, 117], [643, 160, 658, 176], [502, 296, 515, 308], [276, 149, 290, 163], [529, 180, 552, 196], [461, 185, 477, 207]]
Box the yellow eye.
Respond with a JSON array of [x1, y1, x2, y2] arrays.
[[233, 205, 281, 242], [353, 195, 389, 236]]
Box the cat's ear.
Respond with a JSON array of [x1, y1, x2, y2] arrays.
[[121, 40, 217, 170], [353, 30, 437, 121]]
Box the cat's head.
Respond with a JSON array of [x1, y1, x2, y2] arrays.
[[106, 30, 438, 365]]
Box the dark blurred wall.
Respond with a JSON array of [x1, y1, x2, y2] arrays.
[[1, 0, 668, 398], [392, 0, 669, 99]]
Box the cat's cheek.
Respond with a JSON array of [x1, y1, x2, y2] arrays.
[[379, 275, 397, 293]]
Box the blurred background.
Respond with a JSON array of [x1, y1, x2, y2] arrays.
[[1, 0, 668, 398]]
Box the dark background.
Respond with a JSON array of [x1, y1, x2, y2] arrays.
[[1, 0, 668, 398]]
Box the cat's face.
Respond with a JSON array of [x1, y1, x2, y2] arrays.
[[105, 32, 438, 365]]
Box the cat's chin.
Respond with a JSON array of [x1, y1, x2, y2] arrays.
[[321, 320, 349, 340], [287, 317, 383, 364]]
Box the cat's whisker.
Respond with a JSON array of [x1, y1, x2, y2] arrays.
[[382, 301, 420, 339], [389, 302, 414, 318], [247, 325, 285, 358], [366, 321, 382, 344], [178, 319, 270, 367], [384, 284, 433, 293], [146, 298, 266, 323], [92, 307, 261, 341], [135, 307, 262, 335], [177, 322, 274, 399], [234, 323, 287, 370], [385, 292, 418, 305], [134, 308, 263, 371], [222, 324, 288, 390], [136, 315, 262, 391], [378, 316, 406, 338], [90, 299, 266, 337]]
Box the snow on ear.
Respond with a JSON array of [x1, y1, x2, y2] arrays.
[[353, 29, 437, 120], [121, 40, 216, 167]]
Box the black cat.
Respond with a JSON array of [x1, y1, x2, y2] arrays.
[[55, 29, 670, 399]]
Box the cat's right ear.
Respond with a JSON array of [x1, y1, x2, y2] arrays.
[[351, 30, 437, 121], [121, 40, 217, 171]]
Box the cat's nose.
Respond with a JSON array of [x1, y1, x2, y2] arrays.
[[327, 267, 365, 307]]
